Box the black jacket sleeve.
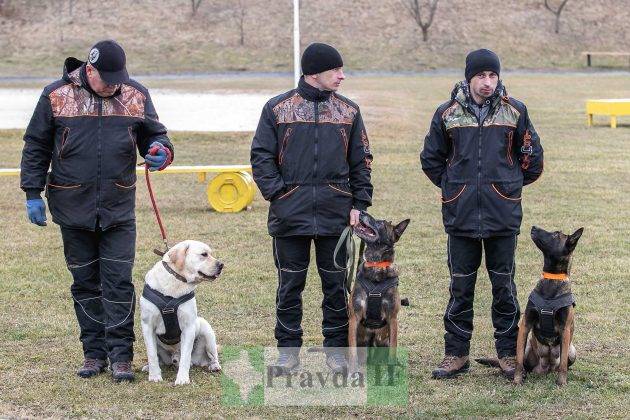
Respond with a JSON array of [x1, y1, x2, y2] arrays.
[[20, 92, 55, 199], [250, 102, 285, 201], [420, 106, 449, 187], [515, 104, 543, 185], [347, 110, 373, 210], [137, 90, 174, 159]]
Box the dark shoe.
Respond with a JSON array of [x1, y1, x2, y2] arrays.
[[431, 355, 470, 379], [326, 352, 348, 374], [499, 356, 516, 379], [111, 361, 135, 382], [270, 351, 300, 377], [77, 358, 108, 378]]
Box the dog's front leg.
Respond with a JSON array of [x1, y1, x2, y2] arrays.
[[388, 316, 398, 365], [514, 316, 531, 385], [174, 326, 196, 385], [141, 322, 163, 382], [348, 311, 359, 375], [556, 307, 574, 387]]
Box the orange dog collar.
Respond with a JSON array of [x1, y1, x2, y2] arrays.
[[364, 261, 392, 269], [542, 271, 568, 281]]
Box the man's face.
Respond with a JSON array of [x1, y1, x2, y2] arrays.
[[86, 64, 120, 97], [316, 67, 345, 91], [469, 71, 498, 100]]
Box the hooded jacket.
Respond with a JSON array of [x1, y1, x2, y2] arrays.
[[20, 58, 174, 230], [251, 77, 373, 237], [421, 81, 543, 238]]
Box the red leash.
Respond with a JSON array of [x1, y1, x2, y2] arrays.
[[142, 145, 170, 255]]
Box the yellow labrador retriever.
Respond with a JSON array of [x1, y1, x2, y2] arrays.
[[140, 240, 223, 385]]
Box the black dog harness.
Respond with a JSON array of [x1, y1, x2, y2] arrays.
[[356, 271, 399, 329], [142, 284, 195, 345], [526, 290, 575, 346]]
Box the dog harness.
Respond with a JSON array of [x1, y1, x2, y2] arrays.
[[356, 270, 398, 329], [526, 290, 575, 346], [142, 284, 195, 345]]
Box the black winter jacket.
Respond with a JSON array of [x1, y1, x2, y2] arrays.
[[20, 58, 174, 230], [251, 77, 373, 237], [421, 81, 543, 238]]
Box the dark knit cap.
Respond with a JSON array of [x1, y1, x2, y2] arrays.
[[301, 43, 343, 75], [465, 49, 500, 82]]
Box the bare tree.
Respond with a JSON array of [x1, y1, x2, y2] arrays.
[[231, 0, 247, 46], [400, 0, 440, 42], [544, 0, 570, 34], [191, 0, 203, 16]]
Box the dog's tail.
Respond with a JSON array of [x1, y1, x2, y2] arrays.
[[474, 357, 501, 368]]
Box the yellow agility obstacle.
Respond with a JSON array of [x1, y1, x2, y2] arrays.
[[0, 165, 255, 213], [586, 99, 630, 128]]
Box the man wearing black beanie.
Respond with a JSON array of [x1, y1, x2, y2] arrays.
[[421, 49, 544, 380], [251, 42, 373, 375]]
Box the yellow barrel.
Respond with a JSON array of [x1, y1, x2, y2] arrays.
[[206, 172, 255, 212]]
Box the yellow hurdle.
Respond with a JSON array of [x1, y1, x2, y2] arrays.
[[586, 99, 630, 128], [0, 165, 255, 213]]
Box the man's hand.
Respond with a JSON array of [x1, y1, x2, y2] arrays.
[[145, 142, 172, 172], [26, 198, 47, 226], [350, 209, 361, 226]]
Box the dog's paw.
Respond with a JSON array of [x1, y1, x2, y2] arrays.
[[148, 373, 163, 382], [174, 374, 190, 385], [556, 375, 567, 387], [209, 363, 222, 374], [513, 374, 524, 385]]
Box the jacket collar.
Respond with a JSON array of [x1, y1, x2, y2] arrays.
[[297, 76, 332, 102], [62, 57, 122, 97], [451, 80, 506, 110]]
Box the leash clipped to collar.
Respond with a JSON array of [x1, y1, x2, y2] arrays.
[[334, 226, 365, 293], [140, 157, 170, 256], [542, 271, 569, 281]]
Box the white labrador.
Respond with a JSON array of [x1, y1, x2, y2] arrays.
[[140, 240, 223, 385]]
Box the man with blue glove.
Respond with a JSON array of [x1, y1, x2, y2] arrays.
[[20, 40, 173, 382]]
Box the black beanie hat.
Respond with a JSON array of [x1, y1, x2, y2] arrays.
[[465, 49, 500, 82], [301, 43, 343, 75]]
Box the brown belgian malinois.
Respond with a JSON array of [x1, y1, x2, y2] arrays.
[[512, 225, 584, 386], [347, 211, 410, 375]]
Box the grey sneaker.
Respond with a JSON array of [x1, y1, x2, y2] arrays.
[[111, 361, 135, 382], [270, 352, 300, 377], [326, 353, 348, 374], [77, 358, 108, 378], [431, 355, 470, 379]]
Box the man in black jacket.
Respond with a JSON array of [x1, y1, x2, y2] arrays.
[[421, 49, 543, 379], [20, 40, 174, 382], [251, 43, 373, 374]]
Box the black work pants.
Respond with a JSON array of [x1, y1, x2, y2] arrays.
[[60, 221, 136, 363], [272, 236, 348, 349], [443, 234, 520, 358]]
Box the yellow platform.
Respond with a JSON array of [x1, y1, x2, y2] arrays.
[[586, 99, 630, 128], [0, 165, 255, 213]]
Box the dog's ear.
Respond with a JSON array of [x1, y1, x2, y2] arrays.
[[566, 227, 584, 253], [393, 219, 411, 242], [168, 243, 189, 271]]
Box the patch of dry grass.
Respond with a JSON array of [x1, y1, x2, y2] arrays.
[[0, 74, 628, 417]]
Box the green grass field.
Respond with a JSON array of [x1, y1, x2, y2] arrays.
[[0, 74, 629, 418]]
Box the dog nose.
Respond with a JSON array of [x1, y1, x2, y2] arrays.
[[217, 261, 224, 272]]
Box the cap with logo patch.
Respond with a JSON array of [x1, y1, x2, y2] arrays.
[[87, 40, 129, 85]]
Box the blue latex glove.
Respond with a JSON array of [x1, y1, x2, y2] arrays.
[[145, 142, 172, 172], [26, 198, 47, 226]]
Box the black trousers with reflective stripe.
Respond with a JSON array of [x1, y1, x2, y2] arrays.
[[443, 234, 520, 358], [60, 221, 136, 363], [273, 236, 348, 349]]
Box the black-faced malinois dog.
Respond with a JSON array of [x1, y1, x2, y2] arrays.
[[513, 225, 584, 386], [348, 211, 410, 374]]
